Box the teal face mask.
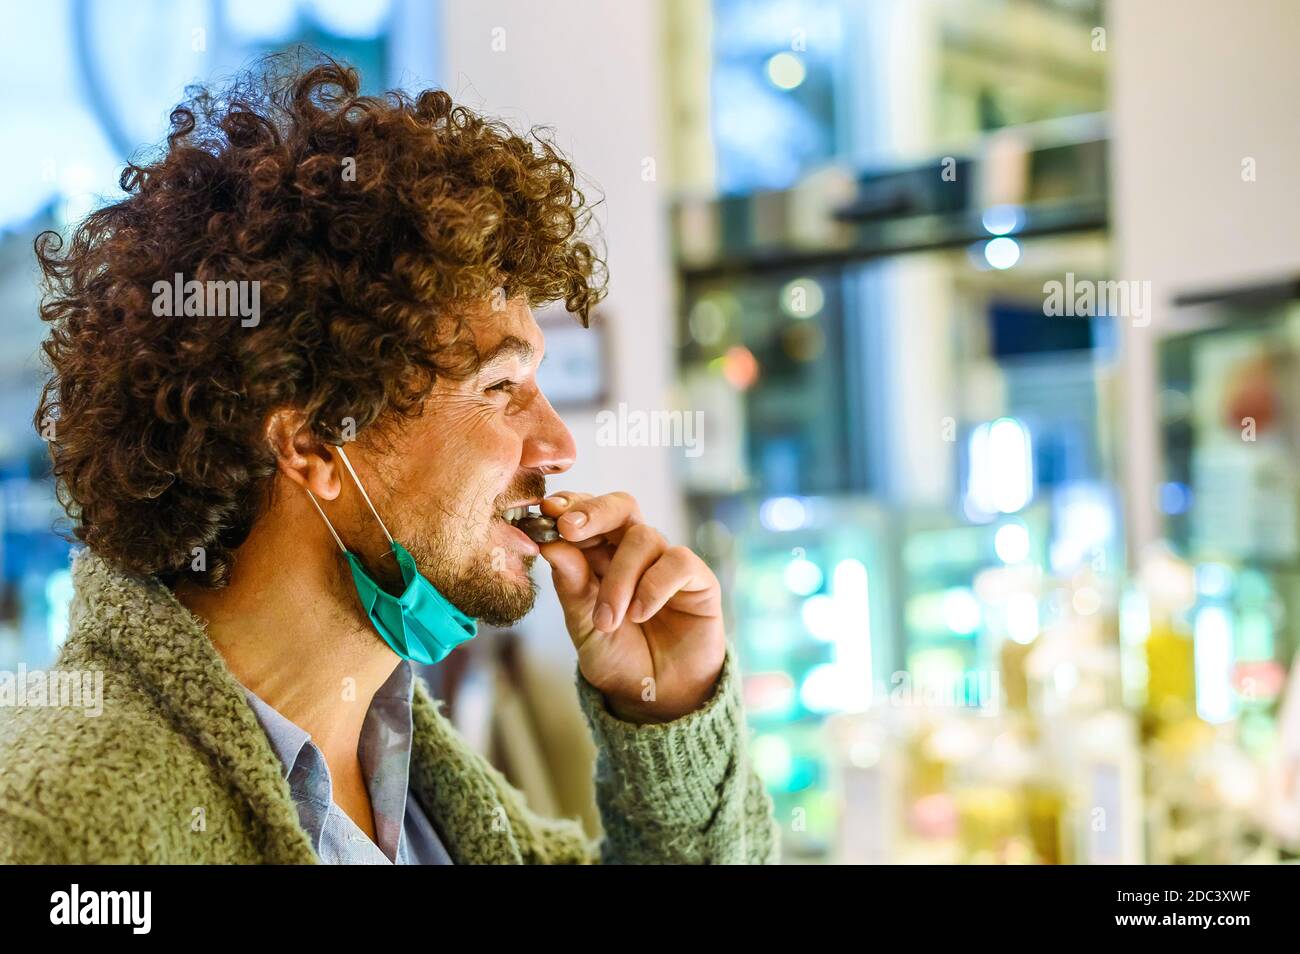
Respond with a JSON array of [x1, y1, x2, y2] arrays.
[[306, 445, 477, 665]]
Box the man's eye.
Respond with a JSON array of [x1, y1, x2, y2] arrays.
[[486, 379, 519, 395]]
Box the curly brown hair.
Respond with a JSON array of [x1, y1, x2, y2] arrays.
[[34, 53, 606, 588]]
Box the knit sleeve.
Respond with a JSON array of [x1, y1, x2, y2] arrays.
[[0, 807, 69, 864], [574, 642, 781, 864]]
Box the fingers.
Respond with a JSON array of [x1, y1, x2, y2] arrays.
[[627, 546, 718, 623], [539, 492, 591, 516], [593, 524, 668, 632], [539, 493, 605, 550], [541, 490, 717, 634], [543, 491, 643, 545]]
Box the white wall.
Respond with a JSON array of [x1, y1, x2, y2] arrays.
[[1109, 0, 1300, 556]]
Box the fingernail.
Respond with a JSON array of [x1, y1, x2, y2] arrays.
[[544, 495, 568, 507], [628, 599, 645, 622], [561, 511, 587, 529], [593, 603, 613, 631]]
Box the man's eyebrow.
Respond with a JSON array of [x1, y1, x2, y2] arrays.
[[473, 336, 535, 373]]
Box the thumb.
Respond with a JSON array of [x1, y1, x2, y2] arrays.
[[539, 540, 600, 646], [539, 539, 595, 603]]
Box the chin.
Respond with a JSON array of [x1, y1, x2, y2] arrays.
[[444, 553, 538, 628], [471, 583, 538, 628]]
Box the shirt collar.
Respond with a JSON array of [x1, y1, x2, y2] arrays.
[[375, 658, 415, 705], [240, 687, 313, 782], [237, 660, 415, 783]]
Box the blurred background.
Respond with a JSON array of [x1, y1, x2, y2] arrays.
[[3, 0, 1300, 864]]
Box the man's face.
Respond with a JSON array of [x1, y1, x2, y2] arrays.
[[349, 297, 575, 626]]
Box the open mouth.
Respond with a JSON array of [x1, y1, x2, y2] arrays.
[[499, 504, 559, 543]]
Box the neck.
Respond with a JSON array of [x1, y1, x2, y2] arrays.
[[175, 494, 399, 768]]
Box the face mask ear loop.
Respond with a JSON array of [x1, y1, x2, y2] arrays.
[[305, 489, 348, 554], [334, 444, 395, 546]]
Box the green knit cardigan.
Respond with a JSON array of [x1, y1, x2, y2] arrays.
[[0, 549, 779, 864]]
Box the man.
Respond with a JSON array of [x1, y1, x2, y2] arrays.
[[0, 57, 778, 864]]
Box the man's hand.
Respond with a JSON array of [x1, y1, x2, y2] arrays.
[[537, 492, 725, 723]]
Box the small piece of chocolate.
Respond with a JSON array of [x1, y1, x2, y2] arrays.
[[514, 514, 559, 543]]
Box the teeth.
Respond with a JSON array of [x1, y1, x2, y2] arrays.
[[501, 505, 538, 524]]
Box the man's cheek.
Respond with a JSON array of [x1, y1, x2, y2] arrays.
[[422, 395, 504, 454], [441, 413, 521, 481]]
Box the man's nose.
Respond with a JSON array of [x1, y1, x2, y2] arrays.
[[521, 390, 576, 475]]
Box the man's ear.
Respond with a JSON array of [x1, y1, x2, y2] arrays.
[[264, 408, 342, 501]]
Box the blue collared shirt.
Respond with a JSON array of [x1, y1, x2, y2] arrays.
[[239, 660, 454, 865]]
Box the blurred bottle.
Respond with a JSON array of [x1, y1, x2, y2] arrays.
[[1145, 609, 1196, 722]]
